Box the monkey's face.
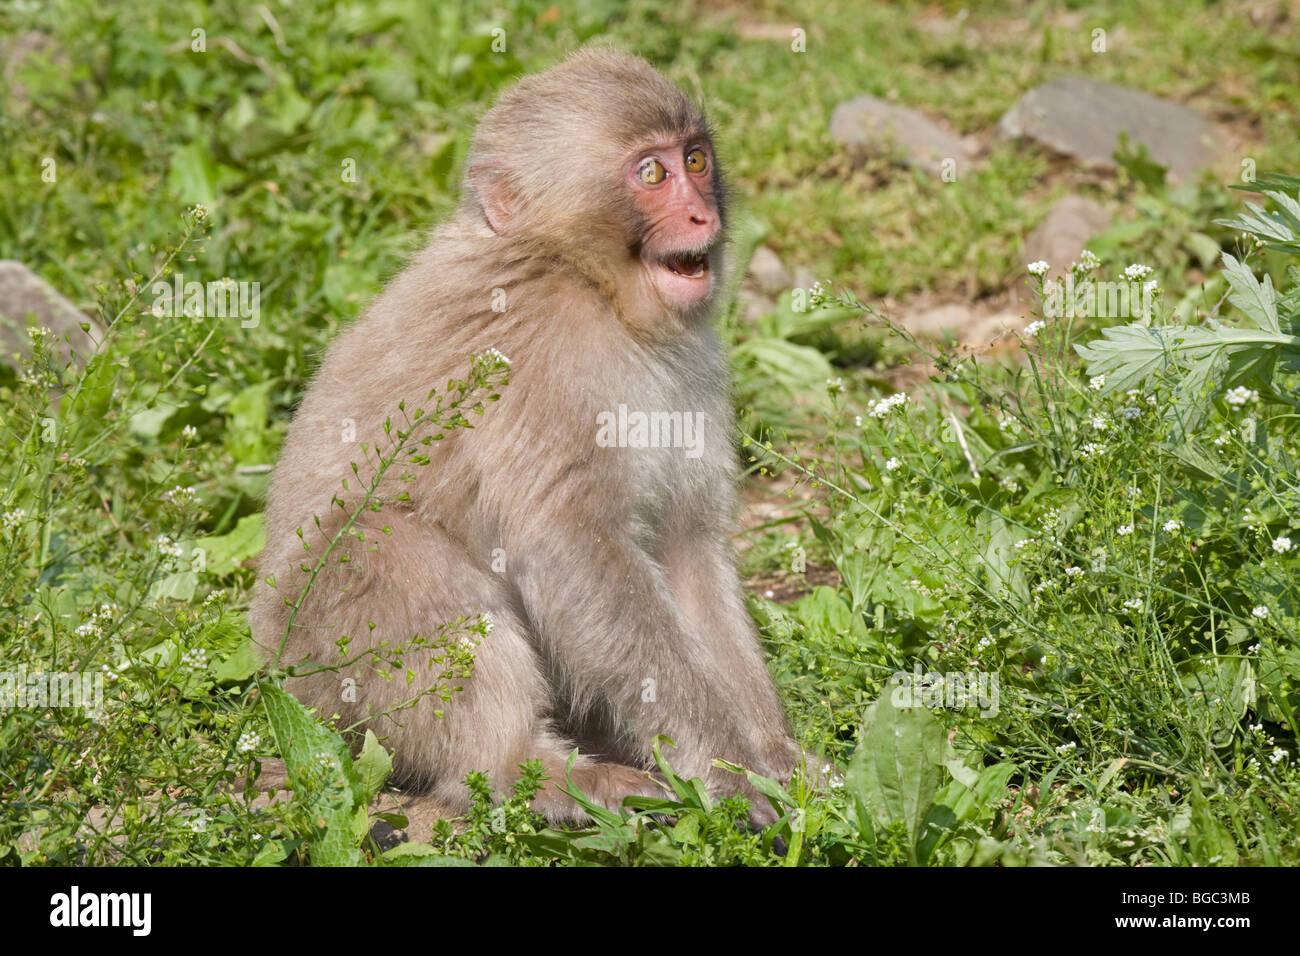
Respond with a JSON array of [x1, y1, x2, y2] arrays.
[[625, 137, 723, 312]]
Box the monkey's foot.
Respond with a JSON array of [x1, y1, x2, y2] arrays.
[[533, 761, 668, 825]]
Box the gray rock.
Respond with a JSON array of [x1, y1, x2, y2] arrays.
[[746, 245, 791, 295], [0, 261, 101, 367], [899, 302, 1023, 347], [1023, 196, 1112, 279], [736, 287, 774, 323], [997, 76, 1217, 178], [830, 95, 974, 176]]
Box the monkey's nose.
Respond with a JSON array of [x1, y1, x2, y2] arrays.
[[687, 209, 720, 238]]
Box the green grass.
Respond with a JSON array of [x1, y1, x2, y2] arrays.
[[2, 0, 1298, 865]]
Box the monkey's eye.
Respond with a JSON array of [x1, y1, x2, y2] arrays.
[[685, 148, 709, 173], [637, 158, 667, 185]]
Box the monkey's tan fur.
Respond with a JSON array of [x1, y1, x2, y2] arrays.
[[251, 50, 804, 823]]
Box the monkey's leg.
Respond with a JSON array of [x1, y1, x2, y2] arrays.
[[391, 609, 665, 825], [665, 535, 834, 792], [515, 536, 779, 791], [516, 529, 831, 825], [261, 516, 662, 825]]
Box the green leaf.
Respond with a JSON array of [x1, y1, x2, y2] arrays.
[[1215, 185, 1300, 254], [355, 730, 393, 803], [379, 844, 477, 866], [148, 570, 197, 602], [1075, 320, 1294, 401], [199, 514, 265, 575], [557, 750, 627, 828], [167, 140, 220, 208], [846, 696, 949, 863], [212, 637, 263, 683], [250, 839, 288, 866], [128, 404, 177, 438], [260, 684, 364, 866], [224, 382, 274, 466], [732, 338, 834, 394], [1221, 253, 1280, 334], [979, 513, 1029, 603]]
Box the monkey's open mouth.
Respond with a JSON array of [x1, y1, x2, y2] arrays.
[[660, 250, 709, 279]]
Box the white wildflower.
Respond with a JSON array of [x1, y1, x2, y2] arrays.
[[1272, 536, 1293, 554], [1123, 263, 1153, 280], [1027, 260, 1050, 277], [1224, 386, 1258, 408], [1122, 598, 1143, 611], [1162, 518, 1183, 534], [1117, 524, 1134, 536], [161, 485, 199, 506], [884, 457, 901, 471], [1088, 374, 1106, 391], [181, 425, 198, 441], [867, 392, 908, 418], [1252, 605, 1269, 619], [1022, 320, 1045, 337], [2, 509, 26, 532]]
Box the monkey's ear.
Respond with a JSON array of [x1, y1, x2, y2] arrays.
[[467, 165, 516, 236]]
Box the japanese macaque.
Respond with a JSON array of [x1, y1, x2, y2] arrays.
[[250, 49, 815, 825]]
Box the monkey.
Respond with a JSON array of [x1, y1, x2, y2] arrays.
[[250, 48, 817, 826]]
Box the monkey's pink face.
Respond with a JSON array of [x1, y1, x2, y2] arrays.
[[627, 140, 721, 310]]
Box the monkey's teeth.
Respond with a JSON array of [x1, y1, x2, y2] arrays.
[[664, 252, 708, 278]]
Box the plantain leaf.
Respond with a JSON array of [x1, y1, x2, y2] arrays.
[[847, 695, 949, 864], [355, 730, 394, 804], [261, 684, 365, 866]]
